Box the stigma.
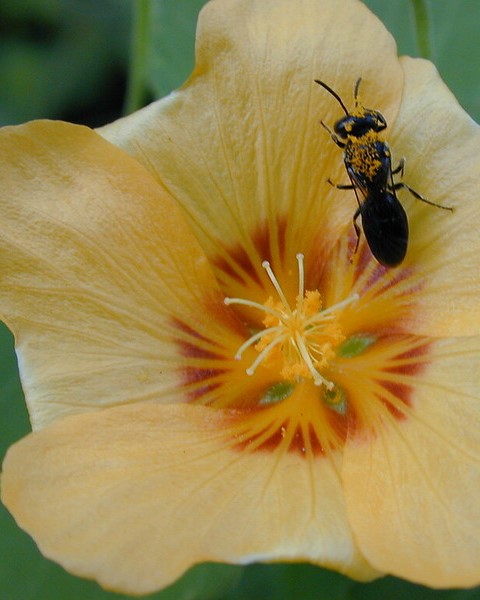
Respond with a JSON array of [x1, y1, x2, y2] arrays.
[[224, 254, 359, 388]]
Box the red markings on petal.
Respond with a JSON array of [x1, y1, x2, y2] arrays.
[[246, 419, 327, 457], [211, 219, 288, 289]]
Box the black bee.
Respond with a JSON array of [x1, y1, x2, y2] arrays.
[[315, 78, 453, 267]]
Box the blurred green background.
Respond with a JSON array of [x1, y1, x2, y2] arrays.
[[0, 1, 479, 599]]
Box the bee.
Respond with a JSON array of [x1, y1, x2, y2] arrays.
[[315, 78, 453, 267]]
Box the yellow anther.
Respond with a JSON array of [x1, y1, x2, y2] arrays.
[[225, 255, 359, 387]]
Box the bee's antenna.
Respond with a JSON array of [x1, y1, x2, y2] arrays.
[[353, 78, 362, 105], [314, 79, 349, 115]]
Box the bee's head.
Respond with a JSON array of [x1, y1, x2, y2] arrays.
[[334, 109, 387, 140]]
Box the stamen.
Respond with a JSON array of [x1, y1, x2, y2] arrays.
[[224, 297, 286, 321], [294, 333, 334, 388], [305, 293, 359, 326], [224, 256, 360, 388], [296, 253, 305, 313], [262, 260, 291, 313], [233, 325, 283, 360], [246, 332, 288, 376]]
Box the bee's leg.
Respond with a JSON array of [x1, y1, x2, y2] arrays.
[[320, 121, 346, 149], [351, 205, 362, 260], [391, 157, 405, 177], [394, 182, 454, 211], [327, 178, 355, 189]]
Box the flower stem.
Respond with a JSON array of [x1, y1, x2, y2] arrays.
[[411, 0, 432, 60], [123, 0, 152, 115]]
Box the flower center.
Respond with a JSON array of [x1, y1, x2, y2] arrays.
[[224, 254, 358, 389]]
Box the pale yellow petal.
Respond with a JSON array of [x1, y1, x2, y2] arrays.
[[100, 0, 404, 296], [343, 335, 480, 588], [389, 58, 480, 336], [2, 403, 379, 595], [0, 121, 231, 429]]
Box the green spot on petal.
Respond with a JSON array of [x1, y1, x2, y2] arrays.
[[337, 333, 376, 358], [324, 385, 347, 415], [259, 381, 295, 405]]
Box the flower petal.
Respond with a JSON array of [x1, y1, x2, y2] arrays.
[[100, 0, 404, 287], [389, 58, 480, 336], [2, 403, 379, 595], [0, 121, 228, 429], [343, 335, 480, 588]]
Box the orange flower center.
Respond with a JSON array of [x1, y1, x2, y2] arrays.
[[174, 236, 432, 458]]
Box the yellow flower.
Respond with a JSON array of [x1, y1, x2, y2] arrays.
[[1, 0, 480, 595]]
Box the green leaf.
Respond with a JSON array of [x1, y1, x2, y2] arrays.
[[152, 563, 242, 600], [363, 0, 480, 121], [0, 0, 130, 125], [227, 563, 355, 600], [351, 574, 480, 600], [428, 0, 480, 122], [146, 0, 207, 98]]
